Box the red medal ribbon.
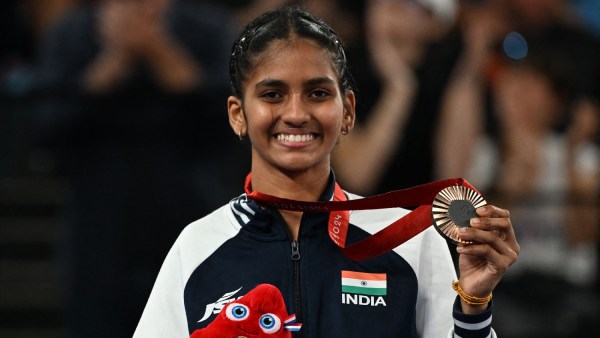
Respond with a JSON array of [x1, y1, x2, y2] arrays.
[[244, 173, 479, 261]]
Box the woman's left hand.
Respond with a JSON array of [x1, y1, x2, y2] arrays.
[[456, 205, 520, 313]]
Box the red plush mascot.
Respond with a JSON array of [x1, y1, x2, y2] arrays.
[[190, 284, 301, 337]]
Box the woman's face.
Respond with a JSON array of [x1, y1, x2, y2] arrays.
[[228, 37, 355, 176], [494, 65, 561, 132]]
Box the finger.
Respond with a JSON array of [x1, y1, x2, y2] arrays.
[[458, 227, 519, 260], [470, 215, 511, 231], [475, 205, 510, 219], [470, 216, 515, 242], [457, 242, 505, 268], [457, 241, 517, 271], [471, 205, 518, 249]]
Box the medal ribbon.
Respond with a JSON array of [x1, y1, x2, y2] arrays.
[[244, 173, 479, 261]]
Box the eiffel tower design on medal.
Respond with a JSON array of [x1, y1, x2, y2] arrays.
[[432, 186, 487, 244]]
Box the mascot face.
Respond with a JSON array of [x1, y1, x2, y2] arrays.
[[191, 284, 300, 338], [224, 301, 284, 336]]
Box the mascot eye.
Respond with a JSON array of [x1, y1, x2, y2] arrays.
[[225, 303, 250, 321], [259, 313, 281, 334]]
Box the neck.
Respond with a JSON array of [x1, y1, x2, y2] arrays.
[[248, 162, 332, 241], [249, 165, 331, 202]]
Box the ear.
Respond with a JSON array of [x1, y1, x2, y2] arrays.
[[342, 90, 356, 133], [228, 96, 246, 137]]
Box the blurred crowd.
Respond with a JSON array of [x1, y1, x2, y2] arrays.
[[1, 0, 598, 337]]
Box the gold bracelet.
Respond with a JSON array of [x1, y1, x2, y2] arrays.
[[452, 280, 493, 305]]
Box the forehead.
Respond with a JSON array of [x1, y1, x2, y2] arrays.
[[246, 37, 339, 86]]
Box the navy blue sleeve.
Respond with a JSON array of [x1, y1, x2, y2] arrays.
[[452, 296, 493, 338]]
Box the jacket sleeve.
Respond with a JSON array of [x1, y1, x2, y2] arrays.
[[134, 243, 190, 337], [447, 297, 496, 338], [448, 328, 497, 338]]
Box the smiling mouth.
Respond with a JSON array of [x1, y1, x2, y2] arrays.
[[276, 133, 315, 143]]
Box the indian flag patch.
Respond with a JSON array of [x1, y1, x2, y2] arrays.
[[341, 270, 387, 296]]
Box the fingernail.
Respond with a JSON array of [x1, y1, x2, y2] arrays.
[[470, 218, 480, 226]]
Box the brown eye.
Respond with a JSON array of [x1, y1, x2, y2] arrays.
[[261, 91, 282, 101], [310, 89, 330, 99]]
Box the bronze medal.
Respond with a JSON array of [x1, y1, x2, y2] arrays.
[[432, 186, 487, 244]]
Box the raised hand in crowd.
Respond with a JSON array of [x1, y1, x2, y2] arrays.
[[85, 0, 201, 93]]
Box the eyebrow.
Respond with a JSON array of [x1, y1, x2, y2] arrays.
[[255, 79, 286, 89], [254, 77, 337, 89], [305, 77, 337, 86]]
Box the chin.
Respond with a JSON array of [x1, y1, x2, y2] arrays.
[[277, 161, 329, 176]]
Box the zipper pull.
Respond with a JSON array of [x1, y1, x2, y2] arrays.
[[291, 240, 301, 261]]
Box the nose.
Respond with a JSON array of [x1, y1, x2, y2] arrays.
[[280, 94, 310, 126]]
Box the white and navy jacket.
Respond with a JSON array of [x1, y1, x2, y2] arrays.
[[134, 176, 496, 337]]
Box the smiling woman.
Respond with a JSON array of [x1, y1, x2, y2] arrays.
[[134, 6, 519, 338]]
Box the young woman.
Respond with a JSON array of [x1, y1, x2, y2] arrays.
[[134, 7, 519, 338]]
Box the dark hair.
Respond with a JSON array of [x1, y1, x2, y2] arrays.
[[507, 24, 600, 106], [229, 6, 354, 98]]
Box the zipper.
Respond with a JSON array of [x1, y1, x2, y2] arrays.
[[291, 240, 301, 260], [291, 240, 303, 337]]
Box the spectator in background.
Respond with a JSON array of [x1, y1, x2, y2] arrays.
[[1, 0, 79, 170], [332, 0, 456, 195], [33, 0, 243, 336], [434, 1, 600, 335], [437, 24, 599, 282]]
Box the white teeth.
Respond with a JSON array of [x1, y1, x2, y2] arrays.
[[276, 134, 314, 142]]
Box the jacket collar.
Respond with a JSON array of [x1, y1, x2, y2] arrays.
[[229, 170, 338, 236]]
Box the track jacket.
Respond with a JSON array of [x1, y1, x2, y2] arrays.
[[135, 175, 496, 337]]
